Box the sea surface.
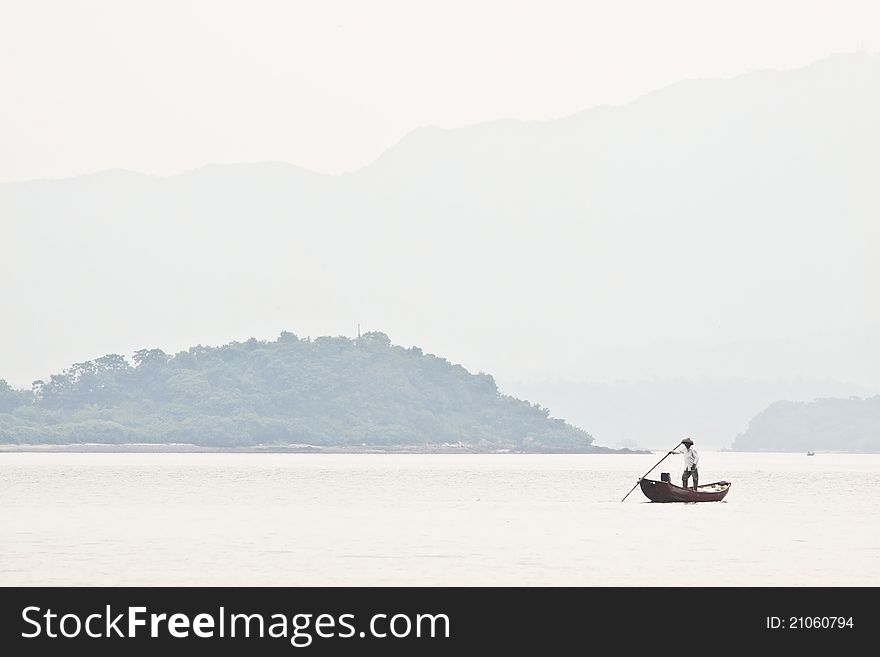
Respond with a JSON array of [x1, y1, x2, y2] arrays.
[[1, 451, 878, 586]]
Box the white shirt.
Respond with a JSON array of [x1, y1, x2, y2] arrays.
[[683, 446, 699, 470]]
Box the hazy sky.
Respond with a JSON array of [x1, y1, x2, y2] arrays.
[[2, 0, 879, 182]]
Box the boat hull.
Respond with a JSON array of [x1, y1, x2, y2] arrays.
[[639, 478, 731, 503]]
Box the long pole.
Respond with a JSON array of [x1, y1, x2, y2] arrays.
[[620, 440, 683, 502]]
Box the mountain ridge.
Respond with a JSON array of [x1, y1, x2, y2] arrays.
[[3, 51, 875, 187], [2, 51, 878, 392]]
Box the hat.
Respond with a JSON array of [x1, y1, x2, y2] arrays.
[[681, 438, 694, 445]]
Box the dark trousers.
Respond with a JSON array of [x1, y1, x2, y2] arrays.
[[682, 468, 699, 489]]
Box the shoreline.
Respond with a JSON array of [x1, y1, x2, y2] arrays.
[[0, 443, 651, 455]]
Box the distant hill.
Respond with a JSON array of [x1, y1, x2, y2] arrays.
[[0, 332, 624, 452], [731, 396, 880, 452], [502, 378, 876, 451], [2, 53, 879, 390]]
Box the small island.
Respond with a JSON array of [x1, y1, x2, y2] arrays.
[[0, 331, 642, 454], [732, 395, 880, 453]]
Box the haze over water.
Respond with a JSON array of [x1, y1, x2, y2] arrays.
[[2, 452, 877, 586]]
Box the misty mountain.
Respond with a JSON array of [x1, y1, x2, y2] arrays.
[[0, 332, 614, 452], [732, 395, 880, 452], [2, 53, 879, 391]]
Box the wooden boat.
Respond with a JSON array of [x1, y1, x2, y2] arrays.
[[639, 478, 731, 503]]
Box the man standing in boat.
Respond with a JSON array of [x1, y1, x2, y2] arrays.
[[679, 438, 699, 490]]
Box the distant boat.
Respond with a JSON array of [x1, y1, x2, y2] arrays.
[[639, 478, 731, 503], [807, 451, 815, 456]]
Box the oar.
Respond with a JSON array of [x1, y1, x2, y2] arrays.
[[620, 440, 683, 502]]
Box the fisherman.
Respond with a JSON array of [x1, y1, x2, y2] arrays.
[[678, 438, 699, 490]]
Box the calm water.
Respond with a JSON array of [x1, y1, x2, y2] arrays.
[[1, 452, 878, 586]]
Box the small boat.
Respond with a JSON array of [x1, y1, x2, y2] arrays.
[[806, 451, 815, 456], [639, 478, 731, 503]]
